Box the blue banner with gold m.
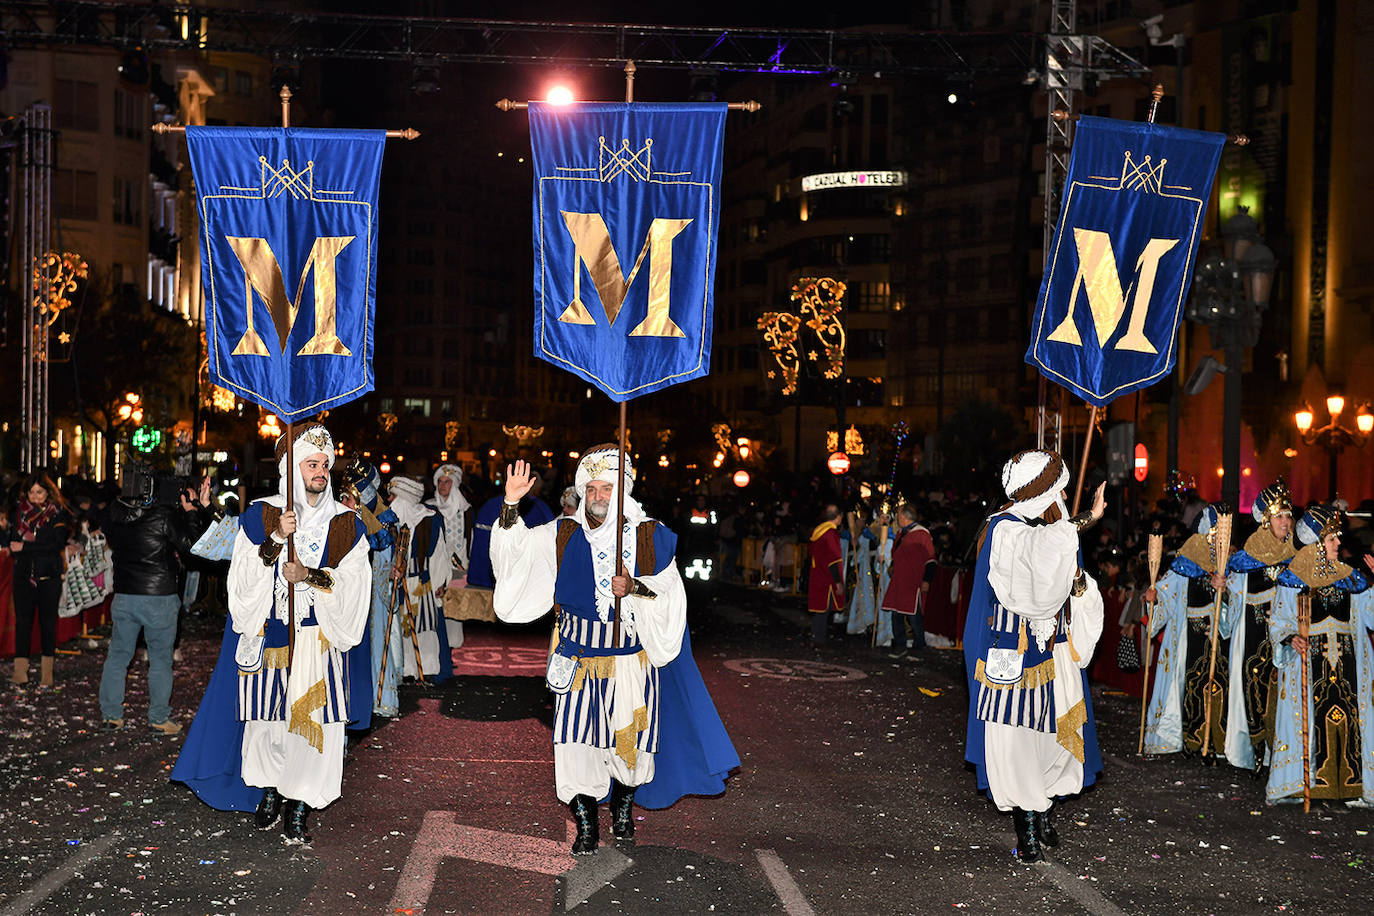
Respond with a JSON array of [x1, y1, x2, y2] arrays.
[[187, 127, 385, 420], [529, 102, 726, 402], [1026, 116, 1225, 407]]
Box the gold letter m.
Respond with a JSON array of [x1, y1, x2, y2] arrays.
[[226, 235, 354, 357], [557, 211, 692, 338], [1047, 228, 1179, 354]]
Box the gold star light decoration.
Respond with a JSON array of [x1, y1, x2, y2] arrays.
[[32, 251, 88, 362], [757, 277, 847, 395]]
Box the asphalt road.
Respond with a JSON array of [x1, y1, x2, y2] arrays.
[[2, 581, 1371, 915]]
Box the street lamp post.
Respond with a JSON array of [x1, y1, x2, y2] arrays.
[[1294, 396, 1373, 501], [1183, 207, 1276, 510]]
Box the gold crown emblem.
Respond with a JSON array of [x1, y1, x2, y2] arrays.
[[1119, 150, 1167, 194]]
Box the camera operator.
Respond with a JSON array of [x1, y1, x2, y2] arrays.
[[99, 470, 214, 734]]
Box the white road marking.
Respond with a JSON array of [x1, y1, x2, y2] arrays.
[[755, 848, 816, 916], [2, 831, 122, 916], [389, 810, 631, 913], [994, 838, 1129, 916]]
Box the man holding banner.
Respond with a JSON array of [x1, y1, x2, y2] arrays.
[[170, 123, 390, 838], [964, 451, 1106, 863], [497, 94, 740, 851], [174, 425, 370, 843]]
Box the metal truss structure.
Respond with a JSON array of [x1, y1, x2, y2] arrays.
[[0, 1, 1049, 76]]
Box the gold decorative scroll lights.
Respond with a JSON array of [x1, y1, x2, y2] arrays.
[[758, 277, 847, 395]]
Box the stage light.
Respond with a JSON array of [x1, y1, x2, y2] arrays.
[[947, 92, 959, 104], [546, 85, 575, 106]]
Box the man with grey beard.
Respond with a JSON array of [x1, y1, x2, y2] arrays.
[[490, 445, 738, 855]]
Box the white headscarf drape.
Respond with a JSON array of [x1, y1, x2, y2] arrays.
[[573, 445, 645, 623], [386, 477, 432, 533]]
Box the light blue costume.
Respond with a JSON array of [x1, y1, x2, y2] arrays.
[[845, 527, 877, 636], [1143, 506, 1245, 763], [1267, 507, 1374, 805], [1221, 481, 1297, 771]]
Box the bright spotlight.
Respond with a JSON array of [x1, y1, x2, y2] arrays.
[[547, 85, 575, 106], [947, 92, 959, 104]]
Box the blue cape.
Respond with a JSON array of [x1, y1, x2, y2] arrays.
[[170, 616, 259, 812]]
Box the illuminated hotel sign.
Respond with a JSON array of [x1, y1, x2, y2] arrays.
[[800, 170, 907, 193]]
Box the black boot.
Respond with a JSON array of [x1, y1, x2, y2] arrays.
[[1035, 806, 1059, 848], [609, 780, 637, 842], [1012, 808, 1042, 863], [254, 787, 283, 829], [568, 794, 599, 855], [282, 799, 312, 844]]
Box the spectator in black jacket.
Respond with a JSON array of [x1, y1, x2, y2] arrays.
[[98, 476, 212, 733], [3, 473, 75, 687]]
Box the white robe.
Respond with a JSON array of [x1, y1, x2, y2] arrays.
[[490, 512, 687, 801], [983, 518, 1104, 812], [227, 501, 371, 809]]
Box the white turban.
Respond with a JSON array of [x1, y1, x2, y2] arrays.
[[1000, 449, 1070, 521], [386, 476, 430, 531]]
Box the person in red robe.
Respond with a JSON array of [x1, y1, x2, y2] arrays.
[[882, 504, 936, 660], [807, 504, 845, 647]]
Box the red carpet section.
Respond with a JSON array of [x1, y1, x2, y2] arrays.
[[451, 623, 549, 678]]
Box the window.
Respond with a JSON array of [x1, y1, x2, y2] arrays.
[[113, 88, 142, 139], [406, 248, 435, 266], [55, 79, 99, 131], [851, 329, 887, 361], [113, 175, 141, 226], [988, 254, 1012, 290], [926, 260, 948, 298], [55, 169, 99, 221], [235, 70, 253, 96], [211, 67, 229, 93], [852, 281, 890, 312], [955, 257, 979, 293], [403, 398, 431, 417]]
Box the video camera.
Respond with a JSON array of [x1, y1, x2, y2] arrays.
[[120, 462, 197, 509]]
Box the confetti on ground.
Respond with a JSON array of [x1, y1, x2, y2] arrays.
[[919, 687, 942, 697]]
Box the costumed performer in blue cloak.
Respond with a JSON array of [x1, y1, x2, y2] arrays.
[[341, 458, 403, 719], [1222, 480, 1296, 773], [963, 449, 1105, 863], [1142, 504, 1243, 765], [1268, 506, 1374, 806], [171, 424, 371, 844], [491, 445, 738, 856]]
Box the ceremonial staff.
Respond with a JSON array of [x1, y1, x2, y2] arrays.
[[154, 86, 419, 665], [1200, 512, 1233, 756], [499, 62, 758, 642], [375, 524, 411, 706], [1138, 533, 1163, 754], [1298, 591, 1313, 813]]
